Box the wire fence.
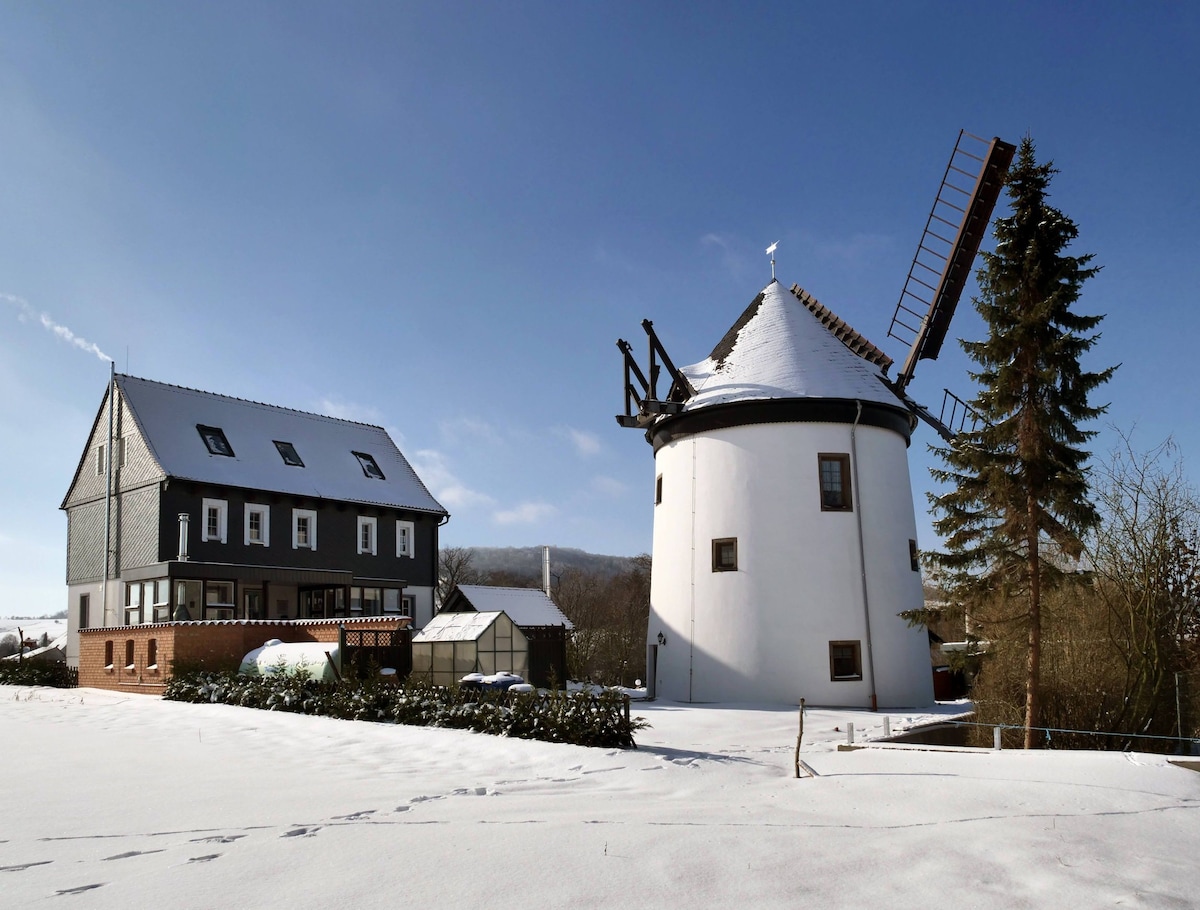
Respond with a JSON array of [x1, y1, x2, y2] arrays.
[[939, 718, 1199, 752]]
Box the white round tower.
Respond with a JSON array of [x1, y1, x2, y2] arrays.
[[641, 280, 933, 707]]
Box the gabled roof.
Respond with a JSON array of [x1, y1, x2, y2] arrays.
[[445, 585, 573, 629], [92, 374, 446, 514], [678, 280, 900, 412], [412, 611, 512, 643]]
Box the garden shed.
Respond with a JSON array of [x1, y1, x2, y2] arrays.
[[410, 611, 529, 687], [439, 584, 571, 687]]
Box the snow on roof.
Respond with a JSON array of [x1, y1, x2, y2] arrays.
[[678, 280, 900, 411], [113, 375, 446, 514], [452, 585, 573, 629], [412, 611, 508, 643]]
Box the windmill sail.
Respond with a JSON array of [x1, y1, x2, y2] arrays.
[[888, 132, 1016, 395]]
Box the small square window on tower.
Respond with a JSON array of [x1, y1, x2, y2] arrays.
[[353, 451, 386, 480], [818, 453, 852, 511], [655, 474, 663, 505], [909, 539, 920, 572], [712, 537, 738, 572], [829, 641, 863, 681], [197, 425, 235, 457]]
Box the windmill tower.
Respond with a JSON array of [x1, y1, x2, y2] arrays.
[[617, 131, 1015, 707]]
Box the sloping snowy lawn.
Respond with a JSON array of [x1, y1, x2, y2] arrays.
[[2, 687, 1196, 908]]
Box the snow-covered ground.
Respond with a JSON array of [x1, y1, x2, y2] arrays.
[[2, 687, 1197, 908], [0, 617, 65, 644]]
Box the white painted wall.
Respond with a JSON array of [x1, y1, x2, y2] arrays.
[[647, 418, 933, 707]]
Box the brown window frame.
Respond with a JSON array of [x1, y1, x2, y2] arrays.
[[655, 474, 663, 505], [909, 539, 920, 572], [711, 537, 738, 572], [829, 640, 863, 681], [818, 453, 853, 512]]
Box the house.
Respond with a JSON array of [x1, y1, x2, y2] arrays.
[[618, 280, 934, 707], [61, 373, 448, 677], [438, 584, 572, 687]]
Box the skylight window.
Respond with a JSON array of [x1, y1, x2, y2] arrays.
[[353, 451, 385, 480], [197, 425, 235, 457], [274, 440, 304, 467]]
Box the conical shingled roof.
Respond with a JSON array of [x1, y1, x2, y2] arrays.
[[678, 280, 900, 412]]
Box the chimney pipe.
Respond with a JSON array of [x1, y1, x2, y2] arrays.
[[178, 512, 190, 561], [542, 545, 551, 597]]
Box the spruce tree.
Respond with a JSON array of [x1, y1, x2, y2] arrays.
[[929, 136, 1115, 749]]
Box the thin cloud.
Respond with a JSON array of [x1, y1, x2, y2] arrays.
[[439, 416, 504, 448], [591, 475, 627, 496], [311, 395, 387, 426], [410, 449, 496, 511], [557, 426, 602, 457], [493, 501, 556, 526], [700, 232, 749, 278], [3, 292, 111, 362]]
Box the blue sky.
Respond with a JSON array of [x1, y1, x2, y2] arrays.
[[2, 2, 1197, 616]]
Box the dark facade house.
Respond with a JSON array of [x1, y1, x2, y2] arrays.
[[62, 373, 447, 669], [438, 584, 572, 688]]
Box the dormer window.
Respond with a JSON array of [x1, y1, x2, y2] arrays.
[[198, 425, 234, 457], [353, 451, 385, 480], [274, 440, 304, 467]]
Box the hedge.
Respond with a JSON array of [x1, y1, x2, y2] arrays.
[[164, 671, 647, 749]]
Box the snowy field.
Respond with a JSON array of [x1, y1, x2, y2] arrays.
[[0, 617, 65, 644], [2, 687, 1197, 909]]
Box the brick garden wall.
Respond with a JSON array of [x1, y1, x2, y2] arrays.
[[78, 618, 410, 694]]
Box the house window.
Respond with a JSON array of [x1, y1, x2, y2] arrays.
[[712, 537, 738, 572], [829, 641, 863, 681], [402, 595, 415, 617], [358, 516, 378, 555], [124, 582, 142, 625], [205, 581, 235, 620], [104, 640, 114, 669], [147, 638, 158, 669], [655, 474, 663, 505], [125, 639, 135, 671], [95, 444, 105, 475], [909, 539, 920, 572], [152, 579, 170, 623], [353, 451, 385, 480], [384, 589, 401, 613], [293, 509, 317, 550], [818, 454, 853, 511], [202, 498, 228, 543], [396, 520, 414, 558], [97, 438, 127, 475], [245, 504, 270, 546], [79, 594, 90, 630], [197, 425, 235, 457], [274, 440, 304, 467]]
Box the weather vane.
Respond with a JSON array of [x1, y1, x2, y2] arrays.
[[765, 240, 779, 280]]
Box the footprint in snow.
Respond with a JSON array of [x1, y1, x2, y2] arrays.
[[409, 795, 445, 804], [56, 883, 104, 896], [332, 810, 377, 820], [281, 827, 321, 838], [1, 860, 52, 872], [102, 850, 164, 861], [188, 854, 221, 863], [451, 787, 489, 797], [190, 835, 245, 845]]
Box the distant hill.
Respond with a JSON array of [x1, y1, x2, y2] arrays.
[[456, 546, 644, 580]]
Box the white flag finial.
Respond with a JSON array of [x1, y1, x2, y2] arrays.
[[765, 241, 778, 256], [765, 240, 779, 279]]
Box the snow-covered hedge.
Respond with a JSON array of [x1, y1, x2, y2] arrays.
[[0, 661, 75, 687], [163, 671, 647, 749]]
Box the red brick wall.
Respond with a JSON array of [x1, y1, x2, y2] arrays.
[[78, 617, 410, 694]]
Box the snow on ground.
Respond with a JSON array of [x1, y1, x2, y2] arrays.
[[0, 617, 65, 644], [2, 687, 1197, 908]]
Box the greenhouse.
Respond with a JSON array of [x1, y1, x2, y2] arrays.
[[410, 611, 528, 687]]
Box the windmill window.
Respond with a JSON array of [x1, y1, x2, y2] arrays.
[[358, 516, 378, 556], [909, 539, 920, 572], [818, 454, 852, 511], [197, 425, 235, 457], [245, 504, 270, 546], [293, 509, 317, 550], [712, 537, 738, 572], [655, 474, 663, 505], [829, 641, 862, 681], [202, 498, 228, 544], [353, 451, 385, 480], [274, 440, 305, 467]]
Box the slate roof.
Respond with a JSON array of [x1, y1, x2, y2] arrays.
[[678, 280, 900, 412], [449, 585, 574, 629], [103, 374, 446, 515]]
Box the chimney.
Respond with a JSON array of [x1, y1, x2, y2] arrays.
[[542, 545, 551, 597], [177, 512, 190, 561]]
